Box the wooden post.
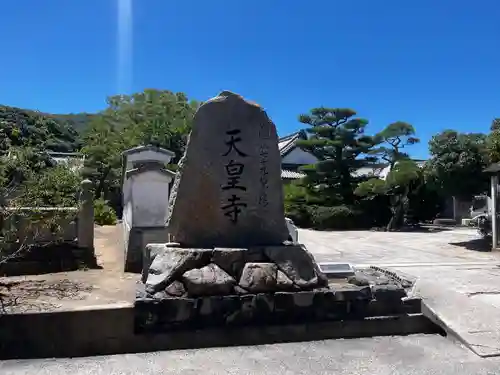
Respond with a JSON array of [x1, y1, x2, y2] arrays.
[[491, 174, 498, 251]]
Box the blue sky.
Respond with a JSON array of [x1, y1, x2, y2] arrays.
[[1, 1, 499, 158]]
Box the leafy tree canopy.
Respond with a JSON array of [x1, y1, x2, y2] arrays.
[[426, 130, 489, 199], [488, 118, 500, 164], [0, 106, 83, 153], [82, 89, 200, 203]]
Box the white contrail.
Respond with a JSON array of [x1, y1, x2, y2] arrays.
[[117, 0, 133, 95]]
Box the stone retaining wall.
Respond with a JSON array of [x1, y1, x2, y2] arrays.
[[0, 303, 438, 360], [0, 180, 95, 276], [135, 282, 417, 333]]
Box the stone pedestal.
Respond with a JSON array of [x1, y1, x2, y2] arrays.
[[135, 242, 338, 332]]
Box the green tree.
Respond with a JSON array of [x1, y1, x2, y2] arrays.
[[1, 148, 81, 277], [82, 89, 199, 207], [296, 107, 378, 206], [356, 159, 421, 230], [372, 121, 420, 166], [490, 118, 500, 132], [488, 118, 500, 164], [355, 122, 421, 230], [14, 165, 80, 207], [0, 106, 81, 153], [426, 130, 489, 199]]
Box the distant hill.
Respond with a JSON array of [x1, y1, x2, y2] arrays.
[[49, 113, 97, 133], [0, 105, 97, 153]]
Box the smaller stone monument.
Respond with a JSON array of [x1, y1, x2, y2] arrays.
[[135, 91, 331, 332], [122, 145, 176, 272]]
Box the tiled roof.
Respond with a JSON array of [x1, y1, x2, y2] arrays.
[[352, 165, 391, 179], [278, 132, 301, 156], [281, 169, 306, 179]]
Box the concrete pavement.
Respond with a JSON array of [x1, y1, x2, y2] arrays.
[[2, 334, 499, 375], [298, 227, 500, 357], [298, 227, 499, 265]]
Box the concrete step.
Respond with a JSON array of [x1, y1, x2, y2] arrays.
[[413, 279, 500, 358], [0, 303, 440, 359]]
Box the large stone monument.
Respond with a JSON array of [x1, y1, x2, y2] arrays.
[[166, 90, 289, 247], [135, 91, 333, 332]]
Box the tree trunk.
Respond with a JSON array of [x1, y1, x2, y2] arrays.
[[386, 188, 409, 231]]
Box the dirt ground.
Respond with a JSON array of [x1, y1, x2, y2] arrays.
[[0, 225, 140, 313]]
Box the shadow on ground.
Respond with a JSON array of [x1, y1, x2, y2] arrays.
[[369, 225, 453, 233], [400, 225, 453, 233], [0, 243, 102, 277], [449, 238, 491, 252]]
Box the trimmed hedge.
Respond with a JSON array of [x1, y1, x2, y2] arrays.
[[308, 205, 366, 230]]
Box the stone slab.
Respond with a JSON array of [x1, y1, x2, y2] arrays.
[[318, 262, 355, 278], [414, 279, 500, 357]]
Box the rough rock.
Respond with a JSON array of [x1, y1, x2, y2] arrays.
[[334, 285, 373, 301], [211, 247, 247, 279], [276, 270, 295, 290], [182, 263, 236, 296], [348, 269, 391, 287], [161, 297, 197, 323], [238, 263, 278, 293], [135, 281, 152, 301], [153, 291, 170, 300], [347, 272, 371, 286], [142, 243, 173, 283], [234, 285, 250, 295], [145, 247, 212, 294], [166, 91, 289, 248], [264, 244, 327, 288], [371, 284, 407, 301], [198, 295, 241, 325], [165, 280, 186, 297]]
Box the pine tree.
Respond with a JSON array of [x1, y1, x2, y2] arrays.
[[356, 122, 421, 230], [296, 107, 378, 206]]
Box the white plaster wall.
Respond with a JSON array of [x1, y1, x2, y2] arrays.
[[122, 200, 132, 250], [281, 147, 318, 165], [126, 150, 173, 171], [130, 170, 172, 227], [122, 180, 133, 249]]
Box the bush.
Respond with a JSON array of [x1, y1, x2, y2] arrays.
[[407, 185, 445, 223], [93, 198, 118, 225], [357, 195, 392, 228], [308, 205, 366, 230], [283, 183, 312, 227], [14, 164, 80, 207], [285, 203, 311, 228]]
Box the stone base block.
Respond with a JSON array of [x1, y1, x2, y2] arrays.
[[124, 227, 170, 273], [135, 281, 417, 334]]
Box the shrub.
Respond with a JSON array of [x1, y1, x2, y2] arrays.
[[357, 195, 392, 228], [93, 198, 118, 226], [308, 205, 366, 230], [285, 203, 311, 228], [283, 182, 312, 227], [407, 185, 445, 223], [14, 164, 80, 207]]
